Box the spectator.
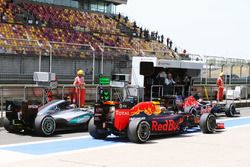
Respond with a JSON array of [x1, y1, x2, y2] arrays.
[[164, 73, 176, 95], [124, 16, 128, 23], [183, 75, 191, 97], [169, 40, 173, 49], [139, 27, 143, 38], [174, 47, 178, 53], [156, 70, 167, 85], [133, 21, 137, 30], [161, 35, 164, 43], [183, 49, 187, 54], [118, 13, 121, 21], [151, 31, 155, 40], [166, 38, 170, 47]]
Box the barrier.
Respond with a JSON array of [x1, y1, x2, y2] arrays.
[[190, 84, 249, 107]]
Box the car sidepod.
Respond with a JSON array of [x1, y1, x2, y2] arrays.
[[52, 109, 92, 126]]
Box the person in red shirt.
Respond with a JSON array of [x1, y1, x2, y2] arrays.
[[73, 69, 86, 107], [216, 72, 224, 101]]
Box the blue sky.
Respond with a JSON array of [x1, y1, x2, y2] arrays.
[[118, 0, 250, 59]]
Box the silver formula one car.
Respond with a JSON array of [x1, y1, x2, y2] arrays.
[[4, 100, 93, 136]]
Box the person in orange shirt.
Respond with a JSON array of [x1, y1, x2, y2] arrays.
[[216, 72, 224, 101], [73, 69, 86, 107]]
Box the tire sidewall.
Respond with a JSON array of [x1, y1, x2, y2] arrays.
[[35, 115, 56, 136], [206, 114, 216, 132], [200, 113, 216, 133], [225, 103, 235, 117], [127, 119, 151, 143], [136, 120, 151, 143], [3, 117, 12, 132]]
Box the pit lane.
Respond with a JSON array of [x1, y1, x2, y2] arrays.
[[0, 107, 250, 167]]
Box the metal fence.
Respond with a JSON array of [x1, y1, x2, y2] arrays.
[[190, 84, 250, 107], [0, 84, 96, 118]]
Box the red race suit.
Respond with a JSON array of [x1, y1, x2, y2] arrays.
[[216, 76, 224, 101], [73, 76, 86, 107]]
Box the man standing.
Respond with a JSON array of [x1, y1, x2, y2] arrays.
[[73, 69, 86, 107], [165, 73, 176, 95], [216, 72, 224, 101]]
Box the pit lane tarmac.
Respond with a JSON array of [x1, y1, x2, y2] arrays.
[[0, 107, 250, 167]]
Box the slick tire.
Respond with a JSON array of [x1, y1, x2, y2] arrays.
[[127, 119, 151, 143], [3, 117, 16, 133], [35, 115, 56, 136], [225, 103, 236, 117], [200, 113, 216, 134], [88, 118, 108, 139]]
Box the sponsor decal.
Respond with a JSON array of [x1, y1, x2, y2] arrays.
[[114, 109, 131, 131], [130, 102, 161, 116], [130, 117, 146, 121], [69, 114, 91, 124], [152, 120, 179, 131]]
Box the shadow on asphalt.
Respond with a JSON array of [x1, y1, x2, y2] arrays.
[[2, 127, 89, 138]]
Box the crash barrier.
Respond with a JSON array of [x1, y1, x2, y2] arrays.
[[191, 84, 250, 107], [95, 85, 144, 103]]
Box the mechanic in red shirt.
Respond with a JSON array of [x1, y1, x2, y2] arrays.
[[73, 69, 86, 107], [216, 72, 224, 101]]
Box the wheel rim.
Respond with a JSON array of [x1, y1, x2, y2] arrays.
[[207, 115, 216, 132], [42, 117, 55, 135], [137, 121, 150, 142]]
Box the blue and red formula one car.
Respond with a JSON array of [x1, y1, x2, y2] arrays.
[[88, 100, 224, 143]]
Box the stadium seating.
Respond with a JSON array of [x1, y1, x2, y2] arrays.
[[0, 0, 173, 59]]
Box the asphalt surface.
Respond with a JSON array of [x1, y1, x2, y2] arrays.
[[0, 107, 249, 167]]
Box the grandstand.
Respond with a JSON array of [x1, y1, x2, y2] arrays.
[[0, 0, 177, 84]]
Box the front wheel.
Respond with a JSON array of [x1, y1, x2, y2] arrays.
[[200, 113, 216, 134], [34, 115, 56, 136], [127, 119, 151, 143], [88, 118, 108, 139]]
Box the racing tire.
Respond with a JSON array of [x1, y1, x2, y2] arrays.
[[3, 117, 22, 133], [200, 113, 216, 134], [127, 119, 151, 143], [35, 115, 56, 136], [225, 103, 236, 117], [3, 117, 14, 133], [88, 118, 108, 139]]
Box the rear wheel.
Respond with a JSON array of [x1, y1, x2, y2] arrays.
[[88, 118, 108, 139], [225, 103, 236, 117], [35, 115, 56, 136], [127, 119, 151, 143], [3, 117, 21, 133], [3, 117, 14, 132], [200, 113, 216, 134]]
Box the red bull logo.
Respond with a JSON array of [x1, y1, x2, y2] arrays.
[[130, 102, 161, 116], [152, 120, 179, 132]]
